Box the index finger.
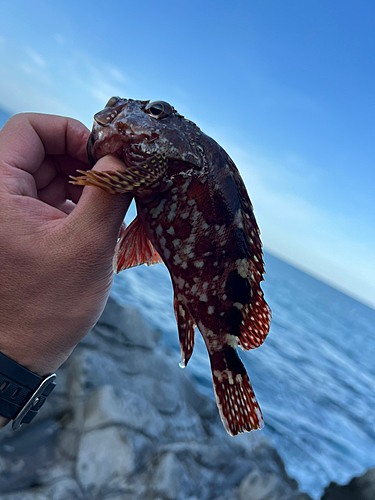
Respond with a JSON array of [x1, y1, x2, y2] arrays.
[[0, 113, 90, 175]]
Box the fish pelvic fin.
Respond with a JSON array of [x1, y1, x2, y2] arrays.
[[70, 154, 168, 195], [173, 293, 195, 368], [114, 216, 163, 272], [210, 346, 263, 436]]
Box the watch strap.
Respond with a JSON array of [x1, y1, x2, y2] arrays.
[[0, 352, 56, 429]]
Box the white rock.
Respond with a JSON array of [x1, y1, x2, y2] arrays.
[[76, 427, 134, 494]]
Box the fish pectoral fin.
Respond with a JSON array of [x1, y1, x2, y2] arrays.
[[238, 295, 272, 350], [210, 346, 264, 436], [114, 216, 163, 272], [70, 155, 168, 195], [70, 170, 136, 194], [173, 294, 195, 368]]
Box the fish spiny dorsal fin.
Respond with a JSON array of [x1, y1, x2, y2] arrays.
[[114, 216, 163, 273], [225, 157, 271, 350], [173, 291, 196, 368], [210, 345, 263, 436], [226, 157, 264, 270]]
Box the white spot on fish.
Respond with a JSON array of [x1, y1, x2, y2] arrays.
[[174, 254, 182, 265], [199, 293, 208, 302], [180, 212, 189, 219], [226, 334, 238, 349], [172, 239, 181, 248], [181, 177, 192, 193], [176, 277, 185, 289], [187, 199, 196, 206], [194, 261, 204, 268], [179, 305, 186, 318], [150, 198, 167, 219], [181, 262, 188, 269], [208, 306, 215, 315], [166, 226, 175, 235], [168, 203, 178, 221], [155, 224, 163, 236]]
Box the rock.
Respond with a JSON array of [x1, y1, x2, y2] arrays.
[[0, 294, 310, 500], [149, 452, 184, 500], [92, 295, 161, 349], [321, 467, 375, 500], [82, 384, 166, 438], [76, 427, 134, 495]]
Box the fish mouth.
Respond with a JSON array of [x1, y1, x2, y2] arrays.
[[87, 127, 159, 168], [87, 129, 199, 177]]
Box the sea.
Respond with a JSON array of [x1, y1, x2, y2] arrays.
[[111, 205, 375, 500], [1, 111, 374, 498]]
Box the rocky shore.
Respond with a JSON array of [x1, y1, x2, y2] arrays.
[[0, 295, 314, 499]]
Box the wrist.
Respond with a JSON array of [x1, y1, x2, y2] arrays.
[[0, 416, 10, 429]]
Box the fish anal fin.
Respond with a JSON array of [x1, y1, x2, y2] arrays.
[[238, 294, 271, 350], [114, 216, 163, 272], [210, 346, 263, 436], [173, 295, 195, 368]]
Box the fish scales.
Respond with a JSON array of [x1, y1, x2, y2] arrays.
[[71, 97, 271, 436]]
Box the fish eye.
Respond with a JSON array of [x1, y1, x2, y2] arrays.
[[146, 101, 172, 119], [105, 96, 120, 108]]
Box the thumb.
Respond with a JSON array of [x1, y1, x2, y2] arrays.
[[67, 155, 133, 243]]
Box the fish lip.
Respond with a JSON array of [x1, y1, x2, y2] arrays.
[[87, 123, 158, 168]]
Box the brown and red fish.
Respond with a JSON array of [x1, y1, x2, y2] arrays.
[[71, 97, 271, 436]]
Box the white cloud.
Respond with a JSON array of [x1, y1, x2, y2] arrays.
[[109, 67, 127, 83], [26, 47, 47, 68]]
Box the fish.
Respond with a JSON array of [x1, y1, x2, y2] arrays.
[[71, 97, 271, 436]]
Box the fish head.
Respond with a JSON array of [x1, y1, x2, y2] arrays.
[[87, 97, 204, 175]]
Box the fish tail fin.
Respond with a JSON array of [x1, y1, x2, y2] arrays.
[[210, 346, 263, 436], [114, 216, 163, 272]]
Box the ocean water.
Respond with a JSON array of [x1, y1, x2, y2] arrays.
[[112, 207, 375, 499]]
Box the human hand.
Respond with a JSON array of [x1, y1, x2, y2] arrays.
[[0, 113, 131, 383]]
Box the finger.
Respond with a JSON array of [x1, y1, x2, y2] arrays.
[[66, 155, 133, 243], [37, 173, 71, 208], [60, 200, 76, 215], [34, 155, 91, 191], [0, 113, 90, 176]]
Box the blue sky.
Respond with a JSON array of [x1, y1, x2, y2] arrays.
[[0, 0, 374, 307]]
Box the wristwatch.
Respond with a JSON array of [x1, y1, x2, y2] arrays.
[[0, 352, 56, 430]]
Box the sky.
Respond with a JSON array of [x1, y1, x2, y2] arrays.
[[0, 0, 374, 307]]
